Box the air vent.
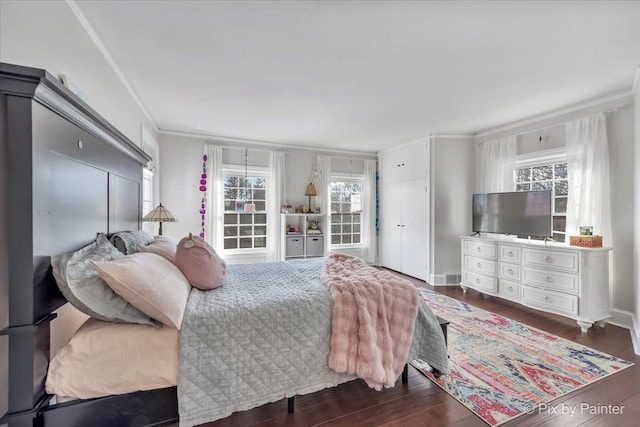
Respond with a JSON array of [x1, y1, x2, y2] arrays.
[[445, 273, 462, 284]]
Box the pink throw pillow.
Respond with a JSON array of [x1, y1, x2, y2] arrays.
[[139, 236, 178, 263], [175, 233, 227, 290]]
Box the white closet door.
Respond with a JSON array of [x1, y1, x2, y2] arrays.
[[379, 183, 403, 272], [400, 179, 429, 280]]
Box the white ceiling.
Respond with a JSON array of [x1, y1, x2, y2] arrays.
[[75, 0, 640, 153]]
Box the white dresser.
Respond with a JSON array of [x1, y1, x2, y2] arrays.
[[460, 236, 611, 332]]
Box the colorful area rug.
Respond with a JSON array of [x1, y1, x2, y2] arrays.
[[411, 289, 633, 426]]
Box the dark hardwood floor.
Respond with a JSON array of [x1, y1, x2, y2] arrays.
[[186, 272, 639, 427]]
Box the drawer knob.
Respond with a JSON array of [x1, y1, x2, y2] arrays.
[[475, 278, 480, 284], [545, 276, 553, 283], [508, 286, 513, 292], [545, 256, 553, 263], [476, 247, 481, 252], [507, 268, 514, 274], [476, 262, 482, 268], [507, 251, 514, 257], [545, 296, 552, 303], [77, 140, 84, 149]]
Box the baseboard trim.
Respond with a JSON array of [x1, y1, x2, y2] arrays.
[[632, 313, 640, 356], [611, 309, 640, 355], [610, 309, 634, 329], [429, 273, 462, 287], [429, 274, 446, 286]]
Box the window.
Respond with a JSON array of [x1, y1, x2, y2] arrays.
[[222, 171, 268, 250], [330, 180, 362, 245], [514, 162, 568, 241], [142, 168, 154, 215]]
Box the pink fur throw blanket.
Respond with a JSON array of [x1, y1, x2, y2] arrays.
[[321, 253, 418, 390]]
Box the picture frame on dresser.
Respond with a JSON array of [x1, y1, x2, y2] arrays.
[[460, 236, 612, 333]]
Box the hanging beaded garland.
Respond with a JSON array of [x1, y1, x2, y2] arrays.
[[199, 154, 207, 239]]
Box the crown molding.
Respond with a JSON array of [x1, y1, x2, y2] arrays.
[[475, 89, 634, 139], [431, 133, 475, 140], [158, 129, 378, 157], [378, 134, 431, 155], [66, 0, 159, 133]]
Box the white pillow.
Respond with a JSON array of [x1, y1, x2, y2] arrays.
[[51, 234, 158, 326], [46, 318, 178, 400], [95, 252, 191, 329]]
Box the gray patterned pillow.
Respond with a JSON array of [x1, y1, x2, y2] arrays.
[[51, 233, 158, 326], [109, 230, 154, 255]]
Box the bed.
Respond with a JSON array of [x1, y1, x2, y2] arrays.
[[0, 62, 448, 427]]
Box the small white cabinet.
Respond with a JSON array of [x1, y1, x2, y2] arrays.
[[280, 213, 326, 260], [379, 142, 429, 184], [460, 236, 611, 332]]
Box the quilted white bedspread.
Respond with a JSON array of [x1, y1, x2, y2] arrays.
[[178, 258, 448, 426]]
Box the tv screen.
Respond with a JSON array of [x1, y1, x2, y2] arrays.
[[472, 190, 552, 237]]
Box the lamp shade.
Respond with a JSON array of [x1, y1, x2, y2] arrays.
[[142, 203, 176, 222], [305, 183, 317, 197], [142, 203, 176, 236]]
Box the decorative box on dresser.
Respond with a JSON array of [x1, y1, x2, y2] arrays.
[[460, 236, 612, 333]]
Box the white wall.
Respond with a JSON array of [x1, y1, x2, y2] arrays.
[[476, 97, 635, 314], [430, 136, 476, 284], [634, 68, 640, 351], [0, 0, 157, 148], [607, 106, 635, 312], [159, 133, 375, 262]]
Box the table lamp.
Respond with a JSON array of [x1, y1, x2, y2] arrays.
[[305, 183, 317, 212], [142, 203, 176, 236]]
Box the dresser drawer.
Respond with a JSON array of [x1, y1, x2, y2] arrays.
[[464, 255, 497, 276], [523, 248, 579, 272], [463, 240, 497, 260], [499, 279, 520, 300], [499, 244, 522, 263], [522, 267, 579, 294], [463, 271, 497, 293], [499, 262, 521, 281], [522, 285, 578, 316]]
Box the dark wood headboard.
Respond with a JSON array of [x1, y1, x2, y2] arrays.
[[0, 62, 151, 426]]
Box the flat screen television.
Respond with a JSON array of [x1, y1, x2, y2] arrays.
[[472, 190, 552, 237]]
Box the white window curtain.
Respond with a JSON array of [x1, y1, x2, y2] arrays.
[[317, 155, 332, 255], [266, 151, 286, 261], [361, 159, 377, 264], [565, 112, 611, 245], [477, 136, 517, 193], [204, 145, 223, 250]]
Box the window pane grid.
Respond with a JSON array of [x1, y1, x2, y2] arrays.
[[330, 213, 362, 245], [514, 162, 568, 240], [330, 180, 363, 245], [223, 173, 268, 250]]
